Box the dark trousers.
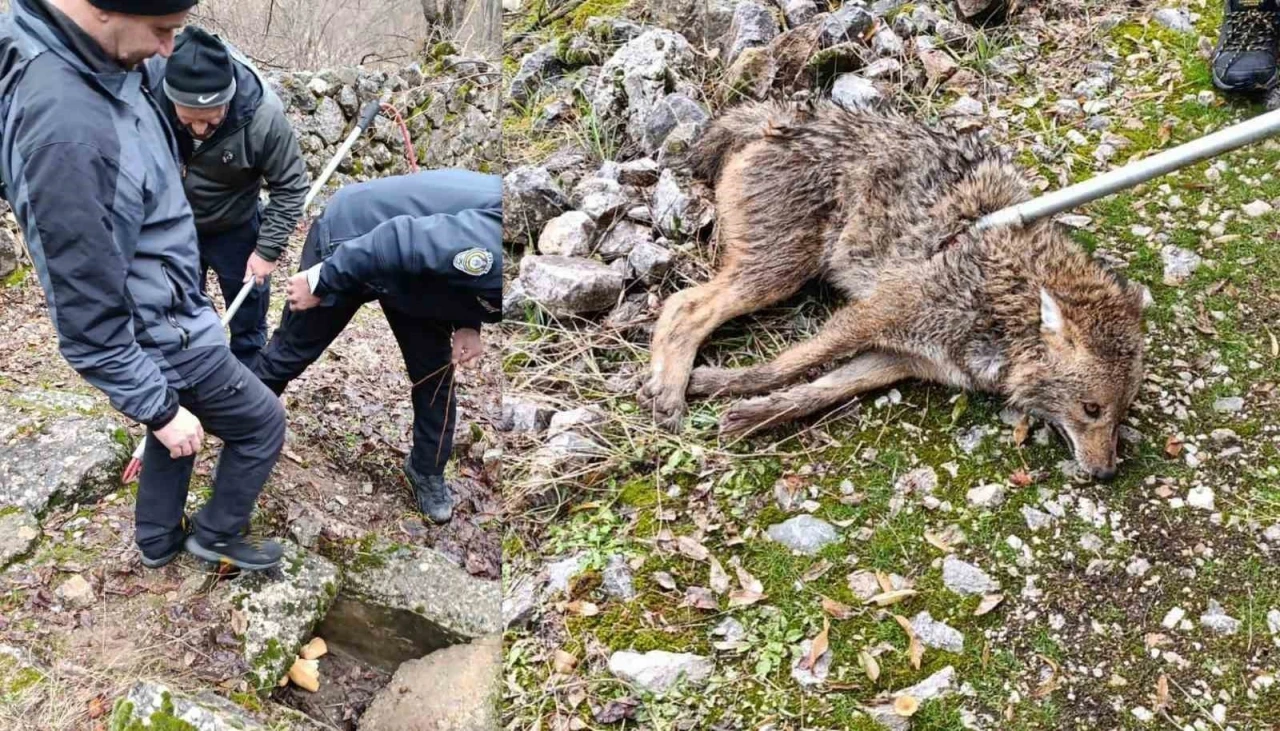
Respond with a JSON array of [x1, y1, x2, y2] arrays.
[[135, 347, 286, 554], [250, 229, 457, 476], [199, 208, 269, 367]]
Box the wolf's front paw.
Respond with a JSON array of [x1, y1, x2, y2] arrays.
[[640, 375, 687, 433]]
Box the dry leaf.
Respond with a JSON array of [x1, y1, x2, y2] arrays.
[[1155, 674, 1170, 711], [1032, 654, 1060, 699], [230, 609, 248, 637], [735, 565, 763, 594], [87, 696, 107, 719], [822, 596, 856, 620], [801, 559, 834, 583], [1013, 415, 1031, 446], [728, 589, 766, 608], [858, 649, 880, 681], [300, 637, 328, 660], [566, 600, 600, 617], [682, 586, 718, 610], [875, 571, 895, 594], [894, 695, 920, 717], [652, 572, 677, 590], [1164, 434, 1183, 458], [801, 618, 830, 671], [924, 531, 954, 553], [1010, 469, 1033, 487], [288, 657, 320, 693], [277, 673, 289, 688], [553, 649, 578, 674], [975, 594, 1005, 617], [710, 556, 730, 595], [867, 589, 918, 607], [894, 614, 924, 670], [676, 536, 710, 562], [566, 686, 588, 709], [1269, 326, 1279, 358]]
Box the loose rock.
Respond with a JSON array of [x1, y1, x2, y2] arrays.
[[767, 515, 839, 554], [942, 556, 999, 596], [518, 255, 625, 316], [608, 650, 714, 695]]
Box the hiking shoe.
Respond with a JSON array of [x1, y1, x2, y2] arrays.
[[405, 459, 455, 524], [1211, 0, 1280, 93], [184, 533, 284, 571]]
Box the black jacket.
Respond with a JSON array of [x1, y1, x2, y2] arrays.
[[311, 169, 503, 330]]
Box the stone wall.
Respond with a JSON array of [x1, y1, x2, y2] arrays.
[[267, 43, 503, 212]]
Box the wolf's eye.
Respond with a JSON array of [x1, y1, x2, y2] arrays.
[[1083, 402, 1101, 419]]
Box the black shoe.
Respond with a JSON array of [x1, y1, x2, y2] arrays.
[[405, 459, 455, 524], [139, 515, 192, 569], [184, 533, 284, 571], [1212, 0, 1280, 93]]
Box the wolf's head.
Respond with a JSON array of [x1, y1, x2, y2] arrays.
[[1011, 283, 1146, 481]]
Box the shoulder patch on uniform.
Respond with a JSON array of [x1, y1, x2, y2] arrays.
[[453, 248, 493, 276]]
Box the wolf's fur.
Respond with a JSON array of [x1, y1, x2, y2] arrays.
[[639, 100, 1146, 479]]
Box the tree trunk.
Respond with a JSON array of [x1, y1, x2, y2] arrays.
[[452, 0, 500, 59]]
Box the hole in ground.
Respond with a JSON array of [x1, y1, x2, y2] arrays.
[[271, 593, 466, 729]]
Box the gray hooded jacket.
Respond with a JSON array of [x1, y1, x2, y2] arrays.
[[0, 0, 226, 429]]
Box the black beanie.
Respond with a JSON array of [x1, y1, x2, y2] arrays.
[[86, 0, 199, 15], [163, 26, 236, 108]]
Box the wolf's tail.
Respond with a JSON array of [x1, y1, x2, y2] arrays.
[[684, 100, 802, 185]]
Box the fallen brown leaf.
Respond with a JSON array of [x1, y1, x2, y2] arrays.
[[1012, 415, 1031, 446], [735, 565, 763, 595], [676, 536, 709, 562], [566, 600, 600, 617], [553, 649, 578, 675], [924, 531, 954, 553], [975, 594, 1005, 617], [1164, 435, 1183, 458], [709, 556, 730, 595], [1010, 469, 1033, 487], [801, 559, 834, 583], [682, 587, 718, 611], [822, 596, 856, 620], [894, 614, 923, 670], [801, 617, 830, 672], [87, 696, 107, 719], [867, 589, 918, 607], [1155, 674, 1169, 711], [858, 649, 880, 682], [875, 571, 895, 594], [728, 589, 766, 608], [230, 609, 248, 637]]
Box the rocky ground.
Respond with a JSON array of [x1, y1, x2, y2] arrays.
[[501, 0, 1280, 729], [0, 51, 503, 731]]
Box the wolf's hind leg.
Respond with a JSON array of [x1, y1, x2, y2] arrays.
[[688, 296, 895, 398], [718, 351, 917, 437]]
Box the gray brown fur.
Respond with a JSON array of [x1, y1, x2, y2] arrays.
[[639, 100, 1145, 480]]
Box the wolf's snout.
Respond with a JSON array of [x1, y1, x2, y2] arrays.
[[1090, 464, 1117, 481]]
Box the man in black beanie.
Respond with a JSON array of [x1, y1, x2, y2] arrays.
[[0, 0, 288, 572], [145, 26, 309, 367]]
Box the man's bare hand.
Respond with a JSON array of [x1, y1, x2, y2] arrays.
[[452, 328, 482, 367], [245, 252, 278, 285], [286, 271, 321, 311], [153, 406, 204, 459]]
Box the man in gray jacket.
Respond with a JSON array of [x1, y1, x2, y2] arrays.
[[146, 26, 309, 366], [0, 0, 286, 571]]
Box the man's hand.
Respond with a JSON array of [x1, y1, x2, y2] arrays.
[[245, 252, 278, 285], [452, 328, 482, 367], [286, 271, 321, 311], [153, 406, 204, 459]]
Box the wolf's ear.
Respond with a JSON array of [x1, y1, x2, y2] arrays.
[[1040, 288, 1065, 335]]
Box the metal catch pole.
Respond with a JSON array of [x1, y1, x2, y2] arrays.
[[974, 106, 1280, 231]]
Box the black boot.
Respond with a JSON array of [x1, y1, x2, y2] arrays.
[[184, 533, 284, 571], [1212, 0, 1280, 93], [405, 458, 455, 524]]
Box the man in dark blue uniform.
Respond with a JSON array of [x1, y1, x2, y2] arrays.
[[252, 168, 502, 524]]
